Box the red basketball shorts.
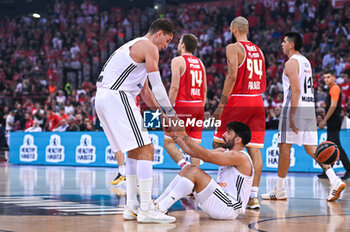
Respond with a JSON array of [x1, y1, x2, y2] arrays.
[[165, 101, 204, 142], [214, 95, 265, 148]]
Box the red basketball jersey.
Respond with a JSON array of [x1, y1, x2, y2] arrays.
[[175, 54, 206, 103], [231, 41, 266, 95]]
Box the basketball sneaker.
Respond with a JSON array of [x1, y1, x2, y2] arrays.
[[341, 171, 350, 180], [137, 205, 176, 223], [260, 188, 287, 200], [327, 178, 346, 201], [123, 207, 138, 220], [110, 173, 126, 185], [246, 197, 260, 209]]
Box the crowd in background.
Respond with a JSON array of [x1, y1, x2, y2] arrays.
[[0, 0, 350, 143]]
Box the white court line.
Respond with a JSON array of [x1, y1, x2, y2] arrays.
[[0, 200, 60, 204], [79, 211, 123, 215], [0, 196, 52, 200], [0, 197, 44, 201], [41, 205, 116, 210], [17, 202, 77, 207], [59, 208, 123, 212]]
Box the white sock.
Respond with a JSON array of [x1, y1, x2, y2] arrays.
[[326, 168, 338, 185], [126, 175, 138, 209], [158, 177, 194, 212], [155, 174, 182, 204], [250, 186, 259, 198], [126, 158, 138, 209], [118, 165, 126, 176], [138, 178, 153, 211], [137, 160, 153, 211], [277, 176, 285, 191], [177, 159, 188, 169]]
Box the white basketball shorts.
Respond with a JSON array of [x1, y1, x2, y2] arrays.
[[194, 179, 240, 220], [278, 117, 317, 146], [95, 88, 151, 153]]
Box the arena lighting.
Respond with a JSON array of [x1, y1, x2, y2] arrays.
[[32, 13, 40, 18]]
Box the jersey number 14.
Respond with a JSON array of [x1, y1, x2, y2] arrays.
[[304, 76, 314, 94], [190, 70, 203, 87]]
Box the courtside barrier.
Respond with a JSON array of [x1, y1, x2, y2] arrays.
[[9, 130, 349, 172]]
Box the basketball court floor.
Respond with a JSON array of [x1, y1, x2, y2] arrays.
[[0, 162, 349, 232]]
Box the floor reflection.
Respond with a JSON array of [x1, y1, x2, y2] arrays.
[[0, 164, 349, 232]]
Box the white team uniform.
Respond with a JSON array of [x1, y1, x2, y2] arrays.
[[194, 150, 253, 220], [278, 54, 317, 146], [95, 37, 151, 153]]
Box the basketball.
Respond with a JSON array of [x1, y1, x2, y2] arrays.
[[315, 141, 340, 165]]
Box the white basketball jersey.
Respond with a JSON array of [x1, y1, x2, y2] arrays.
[[216, 150, 254, 214], [96, 37, 149, 97], [281, 54, 316, 119]]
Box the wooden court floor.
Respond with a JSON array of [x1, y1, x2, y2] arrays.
[[0, 162, 349, 232]]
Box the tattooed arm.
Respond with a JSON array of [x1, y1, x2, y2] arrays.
[[213, 44, 239, 120]]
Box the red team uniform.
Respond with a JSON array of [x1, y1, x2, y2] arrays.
[[165, 54, 206, 142], [214, 41, 266, 147]]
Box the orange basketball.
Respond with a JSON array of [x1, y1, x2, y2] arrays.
[[315, 141, 340, 165]]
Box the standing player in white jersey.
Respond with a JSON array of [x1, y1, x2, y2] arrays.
[[95, 18, 176, 223], [261, 32, 346, 201], [156, 121, 253, 220]]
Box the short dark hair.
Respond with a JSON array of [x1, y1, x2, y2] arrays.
[[181, 34, 198, 53], [148, 18, 175, 35], [285, 32, 303, 51], [226, 121, 251, 146], [324, 70, 335, 76]]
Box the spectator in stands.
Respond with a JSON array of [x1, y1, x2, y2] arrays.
[[58, 107, 68, 122], [0, 125, 8, 148], [75, 114, 85, 131], [5, 111, 15, 132], [64, 100, 75, 115], [24, 113, 34, 131], [316, 113, 325, 128], [56, 90, 66, 105], [0, 0, 349, 131], [52, 119, 68, 132], [46, 106, 60, 131], [14, 103, 25, 130], [25, 120, 42, 132], [66, 116, 80, 131], [85, 121, 95, 131]]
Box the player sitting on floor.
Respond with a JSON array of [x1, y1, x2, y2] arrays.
[[155, 121, 253, 220]]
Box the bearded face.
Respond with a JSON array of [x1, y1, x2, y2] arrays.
[[222, 135, 237, 150]]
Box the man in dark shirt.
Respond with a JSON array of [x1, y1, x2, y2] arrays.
[[319, 70, 350, 180], [65, 116, 80, 131]]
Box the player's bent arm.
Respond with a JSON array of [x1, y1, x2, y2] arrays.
[[175, 132, 244, 166], [144, 43, 175, 115], [140, 79, 160, 111], [285, 59, 300, 117], [173, 134, 197, 157], [168, 57, 184, 105], [144, 42, 160, 73], [218, 44, 239, 107]]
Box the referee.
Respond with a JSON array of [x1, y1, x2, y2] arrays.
[[319, 70, 350, 180]]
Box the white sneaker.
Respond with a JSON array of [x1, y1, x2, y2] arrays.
[[137, 207, 176, 224], [327, 178, 346, 201], [123, 207, 138, 220], [261, 188, 288, 200]]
